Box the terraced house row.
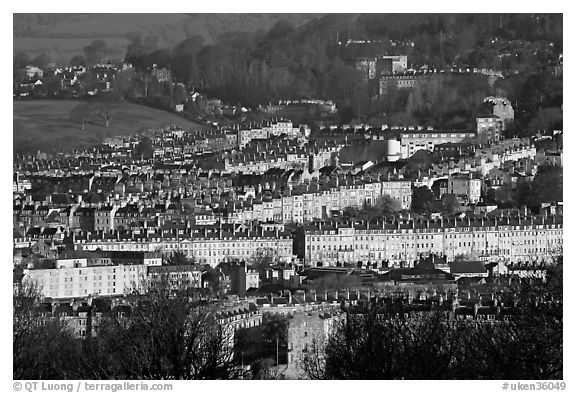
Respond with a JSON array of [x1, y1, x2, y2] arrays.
[[297, 214, 562, 267], [72, 226, 294, 268], [21, 257, 203, 299], [280, 178, 412, 222], [219, 176, 412, 224], [14, 174, 413, 232]]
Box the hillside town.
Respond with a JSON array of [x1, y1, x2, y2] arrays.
[[13, 13, 563, 381], [13, 95, 563, 378]]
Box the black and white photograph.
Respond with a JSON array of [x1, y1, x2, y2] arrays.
[[11, 10, 565, 385]]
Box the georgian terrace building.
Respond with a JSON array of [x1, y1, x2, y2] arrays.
[[297, 214, 562, 268], [23, 262, 148, 299], [14, 175, 412, 242], [398, 130, 478, 159], [222, 177, 413, 224], [298, 177, 413, 217], [237, 119, 310, 148], [72, 227, 294, 268]]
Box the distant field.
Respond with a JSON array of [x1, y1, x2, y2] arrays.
[[13, 100, 207, 153]]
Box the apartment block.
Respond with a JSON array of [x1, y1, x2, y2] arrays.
[[400, 130, 477, 159], [299, 215, 562, 267], [23, 263, 148, 299]]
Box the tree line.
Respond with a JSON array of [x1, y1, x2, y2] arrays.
[[14, 14, 562, 133], [13, 276, 245, 380], [120, 14, 561, 131], [299, 261, 562, 379]]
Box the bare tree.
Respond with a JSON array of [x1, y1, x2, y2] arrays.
[[95, 102, 116, 128], [13, 281, 82, 379], [316, 309, 461, 379], [298, 258, 563, 380], [250, 247, 275, 278], [297, 334, 328, 379], [82, 274, 246, 379], [165, 250, 192, 265], [94, 91, 122, 128]]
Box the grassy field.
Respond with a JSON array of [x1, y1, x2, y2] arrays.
[[13, 99, 208, 154]]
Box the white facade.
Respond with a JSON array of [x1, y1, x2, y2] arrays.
[[303, 218, 562, 267], [400, 131, 476, 159], [448, 176, 482, 204], [386, 138, 401, 162], [246, 271, 260, 290], [148, 266, 202, 289], [76, 236, 294, 268], [24, 264, 147, 299], [213, 180, 412, 225], [238, 121, 304, 148], [291, 180, 412, 223]]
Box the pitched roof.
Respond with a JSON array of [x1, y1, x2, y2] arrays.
[[449, 261, 487, 274]]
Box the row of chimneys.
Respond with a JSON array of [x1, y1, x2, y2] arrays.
[[264, 288, 459, 305], [69, 225, 285, 242], [314, 215, 557, 231]]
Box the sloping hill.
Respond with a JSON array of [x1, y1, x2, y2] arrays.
[[13, 99, 209, 153], [14, 14, 190, 38], [14, 13, 322, 61]]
